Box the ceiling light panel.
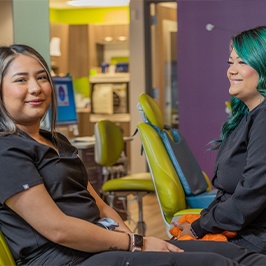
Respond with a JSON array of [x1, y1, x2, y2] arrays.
[[68, 0, 130, 7]]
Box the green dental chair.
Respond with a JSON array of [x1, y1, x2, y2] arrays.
[[137, 122, 202, 237], [94, 120, 154, 235], [0, 230, 15, 266], [138, 93, 217, 208]]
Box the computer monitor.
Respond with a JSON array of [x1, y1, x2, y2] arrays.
[[52, 76, 78, 126]]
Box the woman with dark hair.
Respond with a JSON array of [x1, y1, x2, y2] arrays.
[[178, 26, 266, 255], [0, 42, 266, 265]]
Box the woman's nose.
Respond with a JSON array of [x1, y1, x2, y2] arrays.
[[28, 81, 41, 94], [228, 65, 238, 75]]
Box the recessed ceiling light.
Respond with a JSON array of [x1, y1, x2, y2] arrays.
[[68, 0, 130, 7], [104, 36, 113, 42], [118, 36, 127, 41]]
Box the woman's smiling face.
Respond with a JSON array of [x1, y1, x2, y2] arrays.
[[227, 48, 262, 111], [2, 54, 52, 128]]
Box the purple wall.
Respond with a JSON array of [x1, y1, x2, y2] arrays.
[[177, 0, 266, 179]]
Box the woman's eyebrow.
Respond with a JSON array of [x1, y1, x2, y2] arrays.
[[36, 70, 47, 74], [12, 69, 46, 78], [228, 56, 240, 60], [12, 72, 28, 78]]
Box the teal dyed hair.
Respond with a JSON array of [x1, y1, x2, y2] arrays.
[[219, 26, 266, 144]]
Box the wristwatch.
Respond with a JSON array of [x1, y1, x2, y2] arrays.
[[130, 233, 143, 252]]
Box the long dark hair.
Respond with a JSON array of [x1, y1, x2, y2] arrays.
[[0, 44, 57, 137]]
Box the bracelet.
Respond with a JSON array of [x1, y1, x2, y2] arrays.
[[190, 227, 199, 239], [127, 233, 131, 251]]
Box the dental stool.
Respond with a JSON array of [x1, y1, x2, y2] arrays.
[[94, 120, 154, 235]]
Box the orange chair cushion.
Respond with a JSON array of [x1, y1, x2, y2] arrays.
[[169, 214, 237, 241]]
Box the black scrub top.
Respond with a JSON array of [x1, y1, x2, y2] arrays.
[[192, 100, 266, 252], [0, 130, 101, 261]]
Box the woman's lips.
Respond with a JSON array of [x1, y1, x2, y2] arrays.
[[25, 99, 44, 105]]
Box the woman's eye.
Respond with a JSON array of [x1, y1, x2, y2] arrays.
[[15, 77, 26, 83], [38, 75, 48, 80], [227, 60, 246, 66]]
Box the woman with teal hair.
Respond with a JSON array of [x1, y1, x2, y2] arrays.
[[221, 26, 266, 141], [178, 26, 266, 255]]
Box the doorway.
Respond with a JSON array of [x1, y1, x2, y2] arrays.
[[144, 1, 178, 127]]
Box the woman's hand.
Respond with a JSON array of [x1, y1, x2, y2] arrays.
[[143, 236, 184, 252], [171, 221, 195, 238]]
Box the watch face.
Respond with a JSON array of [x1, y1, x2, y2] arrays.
[[134, 234, 143, 247]]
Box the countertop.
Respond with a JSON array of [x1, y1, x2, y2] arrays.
[[70, 135, 133, 150], [89, 113, 131, 122]]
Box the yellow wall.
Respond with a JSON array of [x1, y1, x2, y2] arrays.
[[50, 7, 129, 25]]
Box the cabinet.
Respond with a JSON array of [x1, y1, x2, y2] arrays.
[[77, 110, 94, 136], [50, 23, 129, 78], [50, 23, 96, 77], [93, 24, 129, 44], [68, 25, 91, 78]]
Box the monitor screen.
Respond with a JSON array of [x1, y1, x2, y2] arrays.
[[52, 76, 78, 126]]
